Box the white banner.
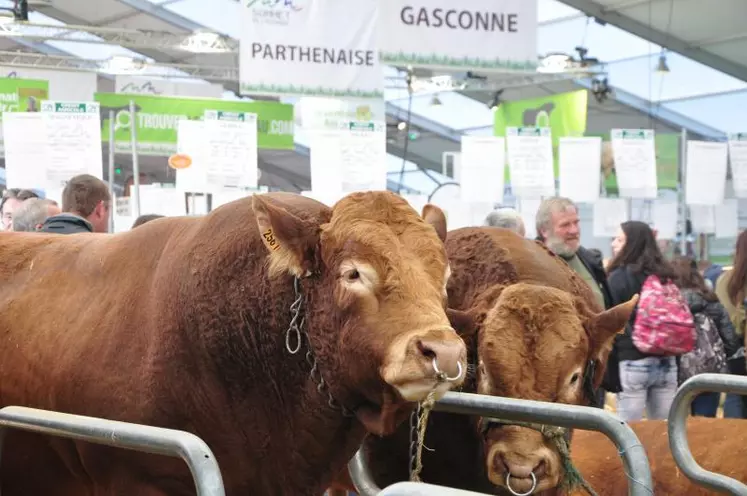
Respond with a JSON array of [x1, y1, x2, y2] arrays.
[[240, 0, 383, 99], [380, 0, 537, 70]]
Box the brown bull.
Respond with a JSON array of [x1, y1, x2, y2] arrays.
[[334, 227, 635, 495], [569, 417, 747, 495], [0, 191, 467, 495]]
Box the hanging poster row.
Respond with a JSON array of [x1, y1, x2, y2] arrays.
[[240, 0, 538, 98]]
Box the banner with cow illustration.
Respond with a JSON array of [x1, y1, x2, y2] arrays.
[[380, 0, 537, 70], [94, 93, 295, 155], [240, 0, 383, 99], [494, 89, 588, 182]]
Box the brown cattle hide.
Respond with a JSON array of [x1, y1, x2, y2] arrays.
[[355, 227, 621, 494], [0, 191, 466, 496], [569, 417, 747, 495]]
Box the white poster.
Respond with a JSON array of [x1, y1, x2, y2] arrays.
[[685, 140, 727, 205], [558, 137, 602, 203], [380, 0, 537, 71], [296, 97, 386, 132], [651, 197, 678, 240], [593, 198, 629, 238], [41, 101, 103, 188], [459, 136, 505, 204], [611, 129, 658, 199], [240, 0, 383, 98], [204, 110, 259, 189], [689, 205, 716, 234], [506, 127, 554, 198], [309, 121, 387, 195], [728, 133, 747, 198], [715, 199, 739, 239]]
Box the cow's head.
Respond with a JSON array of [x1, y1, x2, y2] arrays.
[[467, 282, 636, 494], [252, 192, 467, 436]]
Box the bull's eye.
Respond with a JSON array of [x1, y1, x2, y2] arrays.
[[570, 373, 580, 384], [345, 269, 360, 281]]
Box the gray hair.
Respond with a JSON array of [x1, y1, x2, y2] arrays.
[[12, 198, 56, 232], [535, 196, 577, 240], [484, 208, 525, 235]]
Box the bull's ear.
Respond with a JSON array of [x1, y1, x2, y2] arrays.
[[252, 195, 321, 278], [422, 204, 447, 242], [588, 294, 639, 385], [446, 308, 479, 338]]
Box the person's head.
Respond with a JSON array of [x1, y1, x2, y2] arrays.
[[727, 230, 747, 305], [12, 198, 60, 232], [0, 188, 39, 230], [484, 208, 526, 237], [61, 174, 111, 233], [672, 256, 718, 302], [132, 214, 164, 229], [607, 221, 674, 280], [536, 197, 580, 257]]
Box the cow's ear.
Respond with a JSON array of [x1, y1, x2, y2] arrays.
[[446, 308, 479, 338], [422, 204, 447, 242], [588, 294, 638, 384], [252, 195, 321, 278]]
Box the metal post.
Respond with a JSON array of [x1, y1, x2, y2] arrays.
[[349, 392, 653, 496], [107, 109, 116, 233], [668, 374, 747, 495], [129, 100, 141, 219], [680, 128, 688, 256], [0, 406, 225, 496]]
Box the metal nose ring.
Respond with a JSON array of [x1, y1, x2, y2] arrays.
[[432, 357, 464, 383], [505, 471, 537, 496]]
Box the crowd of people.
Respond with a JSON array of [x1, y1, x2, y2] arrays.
[[0, 174, 161, 234], [486, 200, 747, 421]]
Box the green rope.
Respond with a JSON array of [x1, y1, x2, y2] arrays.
[[482, 418, 598, 496]]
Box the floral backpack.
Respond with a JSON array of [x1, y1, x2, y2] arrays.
[[632, 274, 696, 355]]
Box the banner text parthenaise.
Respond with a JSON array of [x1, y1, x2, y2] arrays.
[[251, 43, 376, 66]]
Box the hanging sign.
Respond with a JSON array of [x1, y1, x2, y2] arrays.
[[240, 0, 383, 99]]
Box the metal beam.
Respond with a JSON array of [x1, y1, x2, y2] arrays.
[[556, 0, 747, 82], [575, 79, 727, 140], [386, 102, 462, 143], [114, 0, 206, 33]]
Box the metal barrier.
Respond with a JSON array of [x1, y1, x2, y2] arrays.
[[350, 391, 653, 496], [0, 406, 225, 496], [668, 374, 747, 496]]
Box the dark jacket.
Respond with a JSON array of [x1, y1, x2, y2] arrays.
[[681, 288, 743, 360], [576, 246, 614, 310], [39, 214, 93, 234]]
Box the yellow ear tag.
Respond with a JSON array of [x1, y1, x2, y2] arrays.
[[262, 228, 281, 251]]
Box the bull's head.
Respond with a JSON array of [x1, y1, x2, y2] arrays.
[[458, 283, 636, 495], [251, 192, 467, 436]]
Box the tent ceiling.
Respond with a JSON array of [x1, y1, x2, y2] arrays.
[[0, 0, 732, 193], [556, 0, 747, 82]]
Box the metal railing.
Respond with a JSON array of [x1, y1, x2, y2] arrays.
[[0, 406, 225, 496], [668, 374, 747, 496], [350, 391, 653, 496]]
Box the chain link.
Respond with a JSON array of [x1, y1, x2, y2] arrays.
[[408, 403, 422, 480], [285, 277, 354, 418]]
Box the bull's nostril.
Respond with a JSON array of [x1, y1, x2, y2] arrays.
[[416, 340, 436, 359], [533, 459, 546, 478]]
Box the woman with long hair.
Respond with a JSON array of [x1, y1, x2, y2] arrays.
[[714, 230, 747, 418], [672, 256, 743, 417], [606, 221, 679, 421]]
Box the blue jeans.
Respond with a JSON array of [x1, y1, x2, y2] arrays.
[[617, 356, 678, 422], [691, 392, 720, 417], [723, 393, 745, 418]]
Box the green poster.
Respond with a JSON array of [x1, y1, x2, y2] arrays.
[[0, 78, 49, 119], [95, 93, 295, 155], [494, 89, 588, 180], [589, 131, 679, 192]]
